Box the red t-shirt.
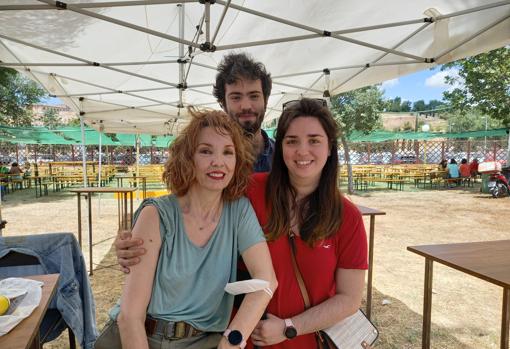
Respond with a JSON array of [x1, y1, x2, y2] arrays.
[[459, 163, 470, 177], [245, 173, 368, 349]]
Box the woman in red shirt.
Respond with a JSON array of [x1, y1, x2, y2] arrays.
[[247, 99, 367, 349]]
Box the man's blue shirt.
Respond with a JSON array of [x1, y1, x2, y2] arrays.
[[253, 129, 274, 173]]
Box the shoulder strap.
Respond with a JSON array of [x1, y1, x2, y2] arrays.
[[288, 232, 311, 309]]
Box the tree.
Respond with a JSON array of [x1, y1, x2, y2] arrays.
[[385, 97, 402, 112], [42, 108, 61, 129], [0, 67, 47, 126], [445, 109, 503, 133], [331, 85, 384, 194], [400, 100, 412, 112], [412, 100, 426, 112], [442, 47, 510, 126], [426, 99, 445, 111]]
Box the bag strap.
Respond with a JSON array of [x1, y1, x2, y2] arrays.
[[289, 232, 331, 348], [288, 231, 311, 309]]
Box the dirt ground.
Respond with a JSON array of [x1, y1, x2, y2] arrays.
[[0, 184, 508, 348]]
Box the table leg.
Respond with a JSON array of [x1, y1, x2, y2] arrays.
[[422, 259, 433, 349], [130, 191, 133, 227], [366, 215, 375, 320], [88, 193, 93, 276], [502, 287, 509, 349], [77, 193, 82, 247], [117, 192, 121, 229], [122, 193, 128, 229]]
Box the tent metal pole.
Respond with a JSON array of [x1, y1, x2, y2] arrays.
[[332, 22, 432, 91], [0, 38, 64, 106], [38, 0, 201, 49], [272, 60, 421, 80], [79, 113, 88, 188], [204, 1, 210, 43], [53, 86, 175, 98], [3, 1, 196, 11], [0, 34, 180, 89], [32, 69, 180, 107], [136, 134, 140, 200], [1, 59, 180, 67], [272, 81, 322, 93], [436, 0, 510, 20], [98, 125, 103, 215], [178, 3, 185, 109], [434, 14, 510, 62], [213, 0, 425, 61], [211, 0, 231, 45]]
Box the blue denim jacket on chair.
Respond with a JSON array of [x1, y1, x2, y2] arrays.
[[0, 233, 98, 349]]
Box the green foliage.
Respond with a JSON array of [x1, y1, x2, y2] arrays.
[[400, 100, 411, 112], [386, 96, 402, 112], [331, 85, 384, 135], [66, 117, 81, 127], [445, 109, 503, 133], [0, 67, 47, 126], [442, 47, 510, 126], [385, 96, 446, 113], [412, 100, 426, 111], [42, 108, 61, 129]]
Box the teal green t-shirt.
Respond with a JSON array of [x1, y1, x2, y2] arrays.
[[111, 194, 265, 331]]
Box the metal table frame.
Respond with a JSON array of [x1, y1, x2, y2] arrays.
[[71, 187, 135, 275], [357, 204, 386, 320]]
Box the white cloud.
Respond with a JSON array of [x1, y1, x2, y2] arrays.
[[425, 68, 462, 90], [381, 78, 399, 88]]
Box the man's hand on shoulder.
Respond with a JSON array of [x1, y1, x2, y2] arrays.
[[115, 230, 146, 274]]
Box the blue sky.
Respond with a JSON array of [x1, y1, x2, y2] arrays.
[[42, 65, 455, 105], [380, 66, 457, 103]]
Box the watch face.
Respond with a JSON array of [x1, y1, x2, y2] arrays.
[[228, 330, 243, 345], [285, 326, 297, 339]]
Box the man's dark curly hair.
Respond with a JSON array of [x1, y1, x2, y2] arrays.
[[213, 53, 272, 108]]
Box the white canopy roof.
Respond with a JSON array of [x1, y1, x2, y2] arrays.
[[1, 0, 509, 135]]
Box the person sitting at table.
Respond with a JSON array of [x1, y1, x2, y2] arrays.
[[469, 158, 479, 177], [459, 158, 470, 178], [446, 158, 460, 186], [8, 162, 23, 177], [0, 161, 9, 174], [94, 109, 277, 349]]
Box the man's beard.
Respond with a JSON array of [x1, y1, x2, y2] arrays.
[[230, 111, 264, 135]]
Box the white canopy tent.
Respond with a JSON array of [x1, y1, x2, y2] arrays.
[[0, 0, 509, 135]]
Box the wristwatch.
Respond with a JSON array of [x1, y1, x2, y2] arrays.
[[223, 329, 246, 348], [283, 318, 297, 339]]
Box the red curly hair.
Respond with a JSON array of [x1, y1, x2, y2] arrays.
[[162, 108, 254, 201]]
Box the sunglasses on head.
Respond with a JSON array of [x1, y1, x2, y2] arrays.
[[282, 98, 327, 111]]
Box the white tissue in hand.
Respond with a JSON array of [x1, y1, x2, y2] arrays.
[[224, 279, 270, 295]]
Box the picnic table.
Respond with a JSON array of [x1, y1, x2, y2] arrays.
[[357, 204, 386, 320], [70, 187, 136, 275], [408, 240, 510, 349], [0, 274, 60, 349]]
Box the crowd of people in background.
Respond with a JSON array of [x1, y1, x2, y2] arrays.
[[439, 157, 480, 187]]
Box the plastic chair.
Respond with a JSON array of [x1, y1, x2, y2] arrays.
[[0, 250, 77, 349]]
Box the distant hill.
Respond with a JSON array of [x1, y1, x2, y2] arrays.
[[381, 113, 447, 132]]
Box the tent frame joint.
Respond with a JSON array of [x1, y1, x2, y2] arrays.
[[199, 0, 216, 4], [199, 42, 216, 52], [55, 1, 67, 10]]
